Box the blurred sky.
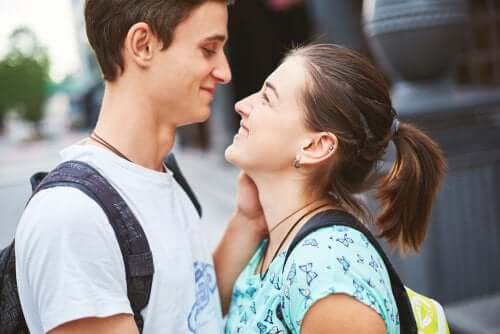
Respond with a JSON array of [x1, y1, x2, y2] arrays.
[[0, 0, 81, 82]]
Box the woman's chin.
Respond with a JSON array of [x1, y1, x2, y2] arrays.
[[225, 143, 249, 169], [224, 144, 239, 165]]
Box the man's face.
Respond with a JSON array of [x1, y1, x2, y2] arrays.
[[148, 1, 231, 126]]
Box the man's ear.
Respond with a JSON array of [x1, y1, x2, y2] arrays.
[[123, 22, 156, 69], [298, 132, 338, 167]]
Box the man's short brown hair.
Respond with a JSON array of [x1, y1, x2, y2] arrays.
[[84, 0, 232, 82]]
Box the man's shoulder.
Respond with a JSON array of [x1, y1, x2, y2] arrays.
[[16, 186, 110, 244]]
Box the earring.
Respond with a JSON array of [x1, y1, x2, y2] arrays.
[[328, 145, 335, 152], [293, 155, 301, 169]]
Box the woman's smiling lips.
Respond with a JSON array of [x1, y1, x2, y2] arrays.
[[237, 121, 249, 137]]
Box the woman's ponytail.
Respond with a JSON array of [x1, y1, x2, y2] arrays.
[[288, 44, 447, 253], [376, 122, 447, 253]]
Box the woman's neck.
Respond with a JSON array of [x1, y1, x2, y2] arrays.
[[251, 171, 331, 248]]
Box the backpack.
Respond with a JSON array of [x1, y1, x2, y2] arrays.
[[0, 154, 201, 334], [282, 209, 450, 334]]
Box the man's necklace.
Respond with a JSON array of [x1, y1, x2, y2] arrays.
[[89, 132, 132, 162]]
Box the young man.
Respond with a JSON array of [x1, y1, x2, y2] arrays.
[[15, 1, 265, 333]]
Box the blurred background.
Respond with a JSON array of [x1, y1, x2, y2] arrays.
[[1, 0, 499, 332]]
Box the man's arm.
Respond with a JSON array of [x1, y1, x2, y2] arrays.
[[213, 173, 267, 314], [49, 314, 138, 334], [15, 188, 133, 333]]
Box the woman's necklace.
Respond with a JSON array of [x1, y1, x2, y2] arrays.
[[268, 199, 318, 234], [259, 202, 330, 280]]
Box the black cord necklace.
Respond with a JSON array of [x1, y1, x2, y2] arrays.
[[259, 202, 330, 280], [90, 132, 132, 162], [268, 199, 318, 234]]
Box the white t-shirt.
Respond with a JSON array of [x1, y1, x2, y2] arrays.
[[15, 144, 223, 333]]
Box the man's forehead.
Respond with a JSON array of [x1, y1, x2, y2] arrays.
[[202, 33, 227, 43], [173, 2, 228, 42]]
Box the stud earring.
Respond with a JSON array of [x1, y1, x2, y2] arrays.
[[328, 145, 334, 152], [293, 155, 301, 169]]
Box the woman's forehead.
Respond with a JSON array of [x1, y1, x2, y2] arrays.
[[267, 57, 307, 97]]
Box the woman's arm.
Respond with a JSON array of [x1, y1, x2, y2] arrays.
[[213, 173, 267, 314], [301, 294, 386, 334]]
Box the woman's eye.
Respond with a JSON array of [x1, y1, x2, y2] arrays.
[[262, 92, 270, 104]]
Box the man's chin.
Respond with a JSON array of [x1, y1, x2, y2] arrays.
[[197, 105, 212, 122], [179, 107, 211, 126]]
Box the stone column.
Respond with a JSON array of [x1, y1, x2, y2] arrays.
[[363, 0, 500, 304], [308, 0, 370, 55]]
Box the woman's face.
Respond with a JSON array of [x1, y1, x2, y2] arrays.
[[225, 56, 313, 173]]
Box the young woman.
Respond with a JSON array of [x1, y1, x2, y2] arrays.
[[224, 44, 446, 334]]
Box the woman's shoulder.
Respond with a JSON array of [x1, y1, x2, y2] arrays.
[[286, 224, 377, 263], [284, 224, 390, 288], [282, 225, 399, 334]]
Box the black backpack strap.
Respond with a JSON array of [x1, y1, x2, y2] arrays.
[[282, 209, 418, 334], [31, 153, 202, 218], [0, 241, 30, 334], [164, 154, 202, 218], [31, 161, 153, 333]]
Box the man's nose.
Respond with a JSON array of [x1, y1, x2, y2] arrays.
[[213, 52, 232, 85]]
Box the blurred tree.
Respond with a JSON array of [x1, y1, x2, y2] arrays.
[[0, 27, 50, 138], [0, 61, 11, 134]]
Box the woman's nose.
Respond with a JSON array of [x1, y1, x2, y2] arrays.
[[235, 95, 254, 118]]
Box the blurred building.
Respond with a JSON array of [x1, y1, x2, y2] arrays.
[[69, 0, 103, 129], [362, 0, 500, 332], [455, 0, 500, 87]]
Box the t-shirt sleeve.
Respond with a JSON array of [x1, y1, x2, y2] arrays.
[[15, 187, 133, 332], [281, 226, 398, 333]]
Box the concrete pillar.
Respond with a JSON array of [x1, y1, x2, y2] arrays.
[[363, 0, 500, 304]]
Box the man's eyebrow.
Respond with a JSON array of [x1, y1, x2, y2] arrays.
[[265, 81, 279, 99], [203, 34, 227, 43]]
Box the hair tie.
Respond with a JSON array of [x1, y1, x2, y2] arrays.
[[390, 107, 400, 136], [391, 118, 400, 135]]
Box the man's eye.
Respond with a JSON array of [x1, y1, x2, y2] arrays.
[[202, 47, 216, 56]]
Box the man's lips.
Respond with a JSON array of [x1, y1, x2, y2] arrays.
[[201, 87, 215, 95]]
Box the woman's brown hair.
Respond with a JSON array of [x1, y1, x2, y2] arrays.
[[289, 44, 446, 253]]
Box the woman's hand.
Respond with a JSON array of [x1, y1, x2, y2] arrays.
[[234, 172, 267, 236], [213, 172, 267, 314]]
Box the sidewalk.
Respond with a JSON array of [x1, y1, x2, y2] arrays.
[[0, 130, 239, 251]]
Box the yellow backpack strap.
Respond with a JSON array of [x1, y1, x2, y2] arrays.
[[405, 287, 450, 334]]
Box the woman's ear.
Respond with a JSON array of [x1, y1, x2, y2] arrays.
[[298, 132, 338, 167], [123, 22, 156, 70]]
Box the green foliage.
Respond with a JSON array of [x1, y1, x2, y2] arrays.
[[0, 26, 51, 132]]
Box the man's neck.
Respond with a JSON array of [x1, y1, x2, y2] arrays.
[[91, 83, 176, 172]]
